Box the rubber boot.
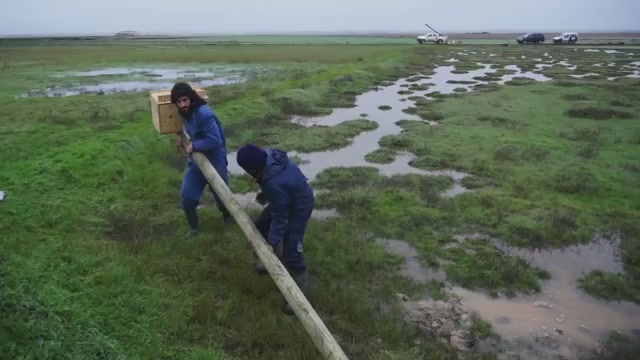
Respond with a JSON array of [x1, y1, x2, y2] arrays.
[[255, 262, 268, 274], [283, 270, 309, 316], [222, 210, 234, 227], [185, 209, 199, 236]]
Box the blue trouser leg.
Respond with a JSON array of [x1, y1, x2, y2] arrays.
[[254, 202, 313, 273], [181, 163, 208, 230], [208, 163, 232, 220], [253, 206, 276, 273], [283, 204, 314, 273]]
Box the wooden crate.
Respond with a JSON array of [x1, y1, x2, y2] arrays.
[[149, 86, 208, 134]]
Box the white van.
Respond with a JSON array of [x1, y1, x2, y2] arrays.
[[553, 32, 579, 44]]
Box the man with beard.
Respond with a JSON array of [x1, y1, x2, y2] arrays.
[[171, 82, 232, 236]]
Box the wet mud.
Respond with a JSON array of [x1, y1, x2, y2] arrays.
[[382, 234, 640, 359]]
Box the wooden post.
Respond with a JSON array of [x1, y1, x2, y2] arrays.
[[182, 139, 349, 360]]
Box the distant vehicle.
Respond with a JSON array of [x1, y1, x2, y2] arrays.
[[417, 33, 449, 44], [553, 32, 579, 44], [417, 23, 448, 44], [517, 33, 545, 44]]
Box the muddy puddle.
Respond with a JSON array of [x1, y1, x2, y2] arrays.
[[227, 62, 557, 201], [569, 73, 600, 79], [383, 234, 640, 358], [61, 67, 225, 79], [376, 238, 447, 283], [31, 77, 245, 97], [498, 65, 551, 84], [21, 66, 255, 98], [227, 53, 637, 219], [227, 66, 497, 198]]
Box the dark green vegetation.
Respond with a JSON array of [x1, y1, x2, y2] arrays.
[[363, 45, 640, 304], [2, 38, 640, 359], [0, 42, 473, 359], [267, 119, 379, 152], [577, 270, 640, 303], [582, 331, 640, 360]]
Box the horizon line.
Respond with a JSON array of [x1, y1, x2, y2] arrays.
[[2, 29, 640, 37]]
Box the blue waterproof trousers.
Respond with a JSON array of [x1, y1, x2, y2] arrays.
[[181, 161, 231, 229], [253, 203, 314, 273]]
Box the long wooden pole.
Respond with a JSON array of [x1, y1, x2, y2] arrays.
[[183, 140, 348, 360]]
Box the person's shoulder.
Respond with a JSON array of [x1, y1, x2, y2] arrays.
[[194, 104, 214, 117], [194, 105, 220, 126]]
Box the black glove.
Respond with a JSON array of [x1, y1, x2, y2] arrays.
[[255, 192, 267, 205]]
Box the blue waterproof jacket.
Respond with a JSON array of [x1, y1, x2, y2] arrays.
[[258, 149, 315, 245], [182, 104, 228, 173]]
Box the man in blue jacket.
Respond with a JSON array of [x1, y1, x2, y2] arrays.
[[171, 83, 232, 236], [236, 144, 315, 315]]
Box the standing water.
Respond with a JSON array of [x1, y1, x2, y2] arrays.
[[228, 63, 552, 195], [224, 60, 640, 356], [452, 235, 640, 357]]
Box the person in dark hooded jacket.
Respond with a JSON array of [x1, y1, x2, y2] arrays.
[[236, 144, 315, 315], [171, 82, 232, 235]]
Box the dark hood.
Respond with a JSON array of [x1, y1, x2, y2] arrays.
[[261, 149, 289, 182]]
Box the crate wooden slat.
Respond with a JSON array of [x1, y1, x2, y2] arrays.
[[149, 86, 208, 134]]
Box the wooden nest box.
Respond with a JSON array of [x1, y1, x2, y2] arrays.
[[149, 86, 208, 134]]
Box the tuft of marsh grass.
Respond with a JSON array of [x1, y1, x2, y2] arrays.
[[365, 148, 397, 164], [562, 94, 590, 101], [578, 270, 640, 303], [443, 238, 548, 297], [566, 107, 633, 120]]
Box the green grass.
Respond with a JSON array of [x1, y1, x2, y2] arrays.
[[0, 35, 418, 46], [367, 46, 640, 298], [0, 42, 467, 359], [3, 39, 640, 359], [443, 239, 550, 297], [577, 271, 640, 303]]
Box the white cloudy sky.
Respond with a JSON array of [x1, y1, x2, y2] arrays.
[[1, 0, 638, 35]]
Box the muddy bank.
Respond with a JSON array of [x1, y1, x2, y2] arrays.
[[380, 235, 640, 359], [452, 235, 640, 350], [396, 293, 476, 355]]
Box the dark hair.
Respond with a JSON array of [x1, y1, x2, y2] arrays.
[[170, 82, 207, 109]]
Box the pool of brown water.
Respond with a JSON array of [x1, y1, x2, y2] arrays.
[[379, 234, 640, 359]]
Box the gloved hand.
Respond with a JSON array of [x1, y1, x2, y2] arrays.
[[255, 192, 267, 205]]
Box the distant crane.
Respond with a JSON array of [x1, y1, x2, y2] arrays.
[[425, 23, 442, 36]]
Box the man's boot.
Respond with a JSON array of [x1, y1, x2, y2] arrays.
[[220, 204, 234, 227], [283, 270, 309, 316], [185, 209, 199, 237]]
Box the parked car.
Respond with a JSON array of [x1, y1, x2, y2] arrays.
[[517, 33, 545, 44], [417, 32, 448, 44], [553, 32, 579, 44]]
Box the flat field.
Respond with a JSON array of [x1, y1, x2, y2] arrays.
[[1, 39, 639, 359]]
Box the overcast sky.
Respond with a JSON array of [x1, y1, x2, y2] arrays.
[[1, 0, 638, 36]]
